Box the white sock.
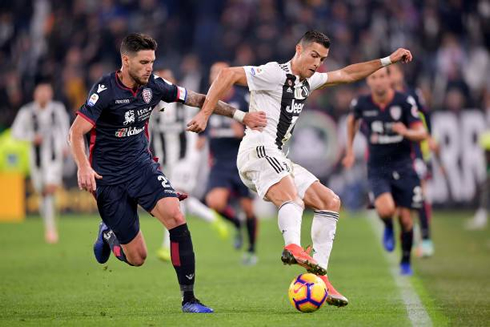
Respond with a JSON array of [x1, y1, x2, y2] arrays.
[[185, 196, 216, 223], [311, 210, 339, 270], [162, 228, 170, 249], [42, 195, 56, 233], [278, 201, 303, 246]]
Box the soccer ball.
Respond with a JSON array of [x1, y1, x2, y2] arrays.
[[288, 273, 328, 313]]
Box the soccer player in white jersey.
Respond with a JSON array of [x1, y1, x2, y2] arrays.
[[149, 69, 228, 261], [187, 30, 413, 307], [11, 82, 70, 243]]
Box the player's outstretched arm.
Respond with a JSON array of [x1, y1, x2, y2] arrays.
[[68, 116, 102, 192], [323, 48, 413, 87], [186, 67, 250, 133], [342, 114, 360, 169], [185, 88, 266, 133]]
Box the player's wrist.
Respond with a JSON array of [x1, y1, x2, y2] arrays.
[[380, 56, 392, 67], [233, 109, 246, 123]]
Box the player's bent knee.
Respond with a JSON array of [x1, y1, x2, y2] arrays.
[[326, 192, 341, 212], [206, 196, 227, 212]]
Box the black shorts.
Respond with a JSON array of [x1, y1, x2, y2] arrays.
[[368, 167, 423, 209], [207, 164, 252, 198], [95, 161, 177, 244]]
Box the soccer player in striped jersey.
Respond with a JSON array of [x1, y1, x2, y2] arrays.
[[187, 30, 413, 307], [11, 82, 70, 244]]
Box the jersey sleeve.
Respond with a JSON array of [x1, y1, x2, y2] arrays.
[[11, 107, 34, 141], [309, 72, 328, 91], [350, 98, 362, 120], [154, 75, 187, 104], [403, 95, 422, 127], [77, 79, 112, 125], [243, 62, 283, 92]]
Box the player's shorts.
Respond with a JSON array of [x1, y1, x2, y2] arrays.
[[237, 145, 318, 200], [207, 164, 252, 198], [95, 161, 177, 244], [30, 161, 63, 192], [368, 166, 423, 209]]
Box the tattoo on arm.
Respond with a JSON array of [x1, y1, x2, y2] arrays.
[[184, 90, 237, 118]]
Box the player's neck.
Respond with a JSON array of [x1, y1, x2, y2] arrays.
[[372, 88, 395, 107], [118, 69, 140, 90], [290, 58, 306, 81]]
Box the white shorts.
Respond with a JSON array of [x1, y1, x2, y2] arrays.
[[237, 144, 318, 200]]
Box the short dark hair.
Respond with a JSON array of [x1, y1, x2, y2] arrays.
[[299, 30, 330, 49], [120, 33, 157, 55]]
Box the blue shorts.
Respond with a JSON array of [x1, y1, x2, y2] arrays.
[[207, 164, 252, 198], [95, 161, 177, 244], [368, 167, 422, 209]]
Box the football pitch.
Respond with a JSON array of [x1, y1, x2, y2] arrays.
[[1, 211, 489, 326]]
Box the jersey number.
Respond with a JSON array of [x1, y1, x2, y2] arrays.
[[158, 175, 170, 188], [412, 186, 423, 204]]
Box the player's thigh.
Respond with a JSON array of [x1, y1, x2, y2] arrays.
[[151, 197, 186, 230], [121, 230, 148, 266], [238, 146, 293, 202], [303, 181, 341, 212], [374, 193, 396, 218], [205, 187, 230, 211], [96, 184, 140, 245]]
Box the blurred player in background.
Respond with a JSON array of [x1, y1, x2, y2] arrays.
[[389, 64, 437, 257], [11, 82, 70, 244], [201, 62, 258, 265], [69, 33, 266, 313], [187, 30, 413, 306], [149, 69, 228, 262], [343, 67, 427, 275]]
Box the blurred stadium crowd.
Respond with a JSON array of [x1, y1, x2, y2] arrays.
[[0, 0, 489, 131]]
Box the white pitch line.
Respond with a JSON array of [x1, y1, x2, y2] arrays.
[[366, 212, 432, 327]]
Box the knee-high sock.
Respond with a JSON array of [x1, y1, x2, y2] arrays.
[[418, 201, 431, 240], [400, 229, 413, 264], [185, 197, 216, 223], [102, 229, 130, 265], [311, 210, 339, 270], [169, 223, 196, 303], [42, 195, 56, 233], [218, 206, 241, 229], [245, 215, 258, 253], [278, 201, 303, 246]]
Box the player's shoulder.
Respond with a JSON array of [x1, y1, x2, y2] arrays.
[[394, 91, 415, 107], [350, 94, 371, 109]]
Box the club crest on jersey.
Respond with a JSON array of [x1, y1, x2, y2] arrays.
[[123, 110, 135, 125], [294, 85, 310, 100], [390, 106, 402, 120], [142, 88, 152, 104]]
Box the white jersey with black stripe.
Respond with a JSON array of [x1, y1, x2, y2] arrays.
[[240, 61, 328, 152]]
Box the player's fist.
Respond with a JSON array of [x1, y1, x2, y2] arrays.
[[77, 165, 102, 192], [342, 152, 355, 169], [389, 48, 413, 64], [243, 111, 267, 131], [187, 112, 209, 133]]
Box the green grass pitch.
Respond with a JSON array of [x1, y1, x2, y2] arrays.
[[0, 211, 489, 326]]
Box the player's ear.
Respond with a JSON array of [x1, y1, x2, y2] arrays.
[[121, 54, 130, 67], [296, 43, 302, 56]]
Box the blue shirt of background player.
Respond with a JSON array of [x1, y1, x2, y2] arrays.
[[77, 71, 187, 185], [351, 91, 422, 173], [205, 87, 249, 169]]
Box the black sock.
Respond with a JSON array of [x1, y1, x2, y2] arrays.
[[103, 230, 131, 265], [169, 223, 196, 304], [245, 216, 257, 253], [219, 206, 241, 230], [418, 201, 431, 240], [381, 217, 394, 229], [400, 228, 413, 264]]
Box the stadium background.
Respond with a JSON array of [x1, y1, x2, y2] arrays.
[[0, 0, 488, 211]]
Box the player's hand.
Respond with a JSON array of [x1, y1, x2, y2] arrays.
[[389, 48, 413, 64], [392, 122, 408, 136], [342, 152, 355, 169], [77, 165, 102, 192], [186, 112, 209, 133], [243, 111, 267, 131], [33, 134, 43, 145]]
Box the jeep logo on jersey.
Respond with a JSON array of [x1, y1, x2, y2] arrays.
[[286, 100, 304, 114], [390, 106, 402, 120], [123, 110, 135, 125], [142, 88, 152, 104]]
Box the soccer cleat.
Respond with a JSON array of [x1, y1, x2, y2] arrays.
[[242, 252, 258, 266], [211, 213, 230, 240], [45, 230, 59, 244], [93, 222, 111, 264], [156, 247, 171, 262], [281, 244, 327, 276], [233, 229, 243, 250], [317, 275, 349, 307], [182, 299, 214, 313], [465, 208, 488, 230], [383, 226, 395, 252], [400, 262, 413, 276], [420, 239, 434, 258]]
